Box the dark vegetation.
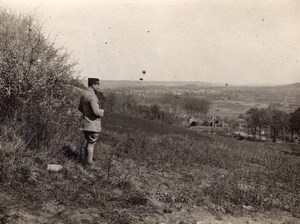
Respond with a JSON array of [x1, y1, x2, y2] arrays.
[[0, 10, 80, 149], [244, 107, 300, 143], [104, 91, 211, 125], [1, 10, 300, 223]]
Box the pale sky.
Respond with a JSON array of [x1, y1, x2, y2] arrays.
[[1, 0, 300, 85]]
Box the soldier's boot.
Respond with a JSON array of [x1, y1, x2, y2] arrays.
[[86, 144, 100, 171]]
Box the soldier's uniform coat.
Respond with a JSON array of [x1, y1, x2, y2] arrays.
[[78, 87, 104, 133]]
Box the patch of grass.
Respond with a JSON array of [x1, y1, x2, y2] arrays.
[[1, 110, 300, 220], [112, 127, 300, 215]]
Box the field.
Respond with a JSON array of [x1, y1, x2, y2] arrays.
[[210, 100, 269, 119], [1, 111, 300, 224]]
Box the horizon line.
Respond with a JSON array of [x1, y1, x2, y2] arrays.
[[95, 79, 299, 86]]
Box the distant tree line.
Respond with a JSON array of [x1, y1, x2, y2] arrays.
[[245, 107, 300, 142], [103, 92, 211, 124]]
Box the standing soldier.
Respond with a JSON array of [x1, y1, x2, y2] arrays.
[[78, 78, 104, 168]]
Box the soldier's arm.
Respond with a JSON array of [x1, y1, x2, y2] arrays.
[[89, 96, 104, 118]]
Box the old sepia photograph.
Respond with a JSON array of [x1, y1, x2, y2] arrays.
[[0, 0, 299, 223]]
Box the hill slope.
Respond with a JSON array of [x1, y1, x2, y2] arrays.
[[1, 113, 300, 224]]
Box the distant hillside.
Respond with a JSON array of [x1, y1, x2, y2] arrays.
[[273, 82, 300, 89], [261, 82, 300, 94], [79, 80, 215, 89], [78, 79, 300, 90]]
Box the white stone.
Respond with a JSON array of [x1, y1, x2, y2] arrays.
[[47, 164, 63, 172]]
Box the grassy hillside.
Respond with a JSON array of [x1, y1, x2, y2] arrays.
[[1, 112, 300, 223]]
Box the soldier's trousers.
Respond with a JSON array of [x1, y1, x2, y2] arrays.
[[82, 131, 99, 165]]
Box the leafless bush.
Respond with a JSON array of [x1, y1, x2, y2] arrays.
[[0, 10, 80, 148]]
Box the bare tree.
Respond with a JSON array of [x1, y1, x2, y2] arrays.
[[106, 92, 137, 115], [289, 107, 300, 142], [182, 97, 211, 118]]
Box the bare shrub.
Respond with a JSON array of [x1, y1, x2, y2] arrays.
[[0, 10, 80, 149]]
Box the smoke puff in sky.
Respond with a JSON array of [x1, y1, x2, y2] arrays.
[[1, 0, 300, 85]]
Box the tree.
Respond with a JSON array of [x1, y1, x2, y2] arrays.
[[266, 107, 288, 142], [182, 97, 211, 118], [245, 108, 260, 137], [258, 108, 270, 140], [106, 92, 137, 115], [289, 107, 300, 141], [245, 107, 289, 142]]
